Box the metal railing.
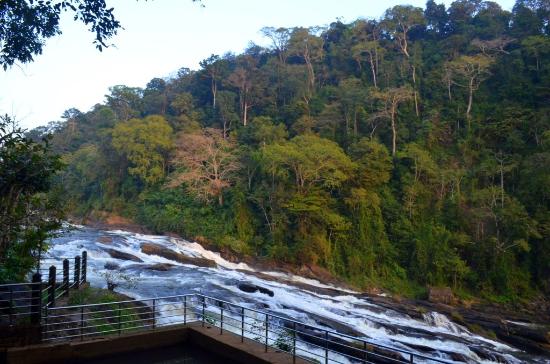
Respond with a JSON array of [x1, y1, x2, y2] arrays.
[[42, 293, 453, 364], [0, 251, 88, 325], [0, 282, 43, 325]]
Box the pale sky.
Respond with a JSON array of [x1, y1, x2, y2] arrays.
[[0, 0, 515, 129]]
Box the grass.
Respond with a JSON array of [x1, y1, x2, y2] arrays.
[[67, 286, 121, 306], [58, 286, 152, 337]]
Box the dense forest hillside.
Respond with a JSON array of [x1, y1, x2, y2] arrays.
[[32, 0, 550, 301]]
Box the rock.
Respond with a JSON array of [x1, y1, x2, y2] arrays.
[[97, 236, 113, 244], [105, 248, 143, 262], [104, 262, 120, 270], [237, 282, 274, 297], [145, 263, 175, 271], [428, 286, 455, 304], [257, 286, 274, 297], [140, 243, 216, 268]]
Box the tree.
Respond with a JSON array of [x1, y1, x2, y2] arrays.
[[169, 128, 240, 205], [0, 115, 63, 281], [260, 135, 355, 194], [522, 35, 550, 72], [105, 85, 143, 121], [1, 0, 120, 69], [447, 54, 493, 122], [349, 138, 393, 189], [111, 115, 174, 185], [383, 5, 425, 58], [227, 56, 265, 126], [0, 0, 203, 69], [424, 0, 448, 36], [200, 54, 226, 108], [337, 78, 367, 138], [351, 20, 384, 89], [382, 5, 426, 116], [260, 135, 355, 264], [261, 27, 291, 65], [215, 91, 239, 138], [371, 86, 413, 156], [288, 27, 325, 103]]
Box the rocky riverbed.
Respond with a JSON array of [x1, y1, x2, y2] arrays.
[[42, 225, 550, 363]]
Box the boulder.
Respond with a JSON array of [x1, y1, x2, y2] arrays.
[[428, 286, 455, 304], [105, 248, 143, 262], [98, 236, 113, 244], [104, 262, 120, 270], [145, 263, 175, 271], [140, 243, 216, 268], [237, 282, 274, 297]]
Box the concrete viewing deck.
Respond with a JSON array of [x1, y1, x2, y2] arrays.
[[2, 322, 309, 364]]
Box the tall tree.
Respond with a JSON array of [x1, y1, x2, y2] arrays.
[[111, 115, 174, 185], [351, 20, 383, 89], [169, 128, 240, 205], [382, 5, 426, 116], [288, 27, 325, 104], [447, 54, 493, 122], [200, 54, 226, 108], [372, 86, 413, 156]]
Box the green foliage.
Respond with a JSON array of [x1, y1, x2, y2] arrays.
[[111, 115, 174, 185], [38, 0, 550, 300], [0, 115, 64, 282], [0, 0, 121, 69]]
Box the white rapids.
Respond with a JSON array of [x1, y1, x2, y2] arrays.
[[42, 226, 547, 364]]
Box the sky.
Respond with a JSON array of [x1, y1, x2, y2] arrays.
[[1, 0, 516, 129]]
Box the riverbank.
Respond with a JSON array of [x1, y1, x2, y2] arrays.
[[70, 213, 550, 359]]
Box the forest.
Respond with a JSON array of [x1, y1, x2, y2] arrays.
[[28, 0, 550, 302]]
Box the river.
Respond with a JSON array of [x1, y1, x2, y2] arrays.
[[43, 225, 547, 364]]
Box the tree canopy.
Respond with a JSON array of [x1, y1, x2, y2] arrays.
[[30, 0, 550, 300]]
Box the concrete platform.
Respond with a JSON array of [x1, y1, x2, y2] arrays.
[[1, 322, 309, 364]]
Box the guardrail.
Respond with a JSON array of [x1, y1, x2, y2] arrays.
[[0, 251, 88, 325], [42, 293, 453, 364]]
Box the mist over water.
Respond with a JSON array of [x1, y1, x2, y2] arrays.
[[44, 226, 545, 364]]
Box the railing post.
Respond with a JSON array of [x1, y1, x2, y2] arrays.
[[81, 251, 87, 284], [265, 313, 269, 353], [118, 302, 122, 335], [220, 304, 223, 335], [80, 306, 84, 341], [410, 353, 414, 363], [9, 286, 13, 325], [30, 273, 42, 325], [325, 330, 329, 364], [63, 259, 69, 297], [202, 297, 205, 327], [74, 256, 81, 289], [44, 306, 49, 340], [152, 299, 156, 329], [292, 321, 296, 364], [48, 265, 56, 307], [184, 296, 187, 325], [241, 307, 245, 343]]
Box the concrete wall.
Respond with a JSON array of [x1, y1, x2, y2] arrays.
[[2, 323, 306, 364]]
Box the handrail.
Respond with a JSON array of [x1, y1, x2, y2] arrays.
[[0, 282, 42, 287], [46, 293, 196, 310], [0, 251, 88, 323], [42, 293, 455, 364]]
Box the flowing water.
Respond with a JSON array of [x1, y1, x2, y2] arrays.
[[43, 226, 547, 364]]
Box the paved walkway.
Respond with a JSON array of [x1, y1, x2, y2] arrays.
[[187, 322, 309, 364]]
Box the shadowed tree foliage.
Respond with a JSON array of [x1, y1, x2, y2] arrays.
[[0, 115, 64, 281]]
